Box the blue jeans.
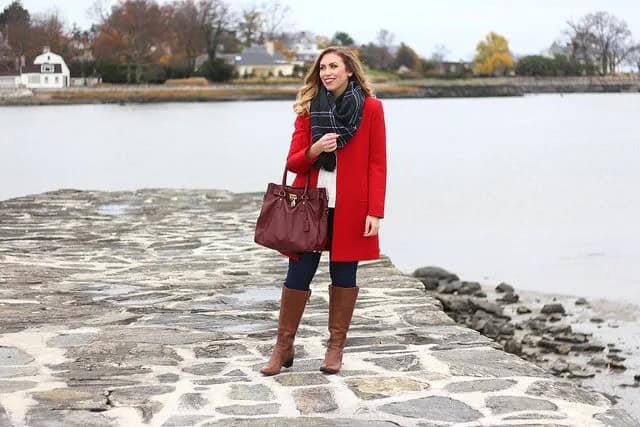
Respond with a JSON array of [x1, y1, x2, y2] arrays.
[[284, 209, 358, 291]]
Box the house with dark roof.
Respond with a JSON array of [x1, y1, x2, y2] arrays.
[[234, 43, 294, 77]]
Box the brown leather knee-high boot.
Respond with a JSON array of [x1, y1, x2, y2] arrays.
[[260, 286, 311, 376], [320, 285, 359, 374]]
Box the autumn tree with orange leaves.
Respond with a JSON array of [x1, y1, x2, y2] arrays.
[[93, 0, 166, 83]]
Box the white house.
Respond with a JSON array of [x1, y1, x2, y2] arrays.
[[20, 47, 70, 89]]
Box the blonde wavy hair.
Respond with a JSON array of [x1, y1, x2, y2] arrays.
[[293, 46, 374, 116]]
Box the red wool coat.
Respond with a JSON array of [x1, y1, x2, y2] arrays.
[[284, 96, 387, 262]]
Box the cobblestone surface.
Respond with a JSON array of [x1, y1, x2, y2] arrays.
[[0, 189, 637, 426]]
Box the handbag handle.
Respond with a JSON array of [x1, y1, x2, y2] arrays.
[[281, 164, 310, 198]]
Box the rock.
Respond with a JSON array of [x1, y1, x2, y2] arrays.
[[445, 379, 516, 393], [495, 283, 515, 294], [594, 409, 640, 427], [432, 348, 548, 377], [293, 387, 338, 414], [344, 377, 425, 400], [589, 356, 609, 367], [274, 373, 329, 387], [438, 281, 463, 294], [458, 281, 481, 295], [497, 292, 519, 304], [178, 393, 208, 410], [364, 354, 422, 371], [551, 360, 570, 374], [182, 362, 227, 376], [0, 346, 34, 365], [569, 369, 596, 378], [486, 395, 558, 414], [575, 297, 589, 305], [194, 342, 250, 358], [590, 317, 605, 323], [526, 380, 610, 406], [378, 396, 482, 422], [228, 384, 275, 401], [541, 304, 565, 315], [420, 278, 439, 291], [473, 291, 487, 298], [571, 343, 606, 352], [516, 306, 532, 314], [634, 374, 640, 382], [216, 403, 280, 416], [470, 299, 509, 318], [413, 266, 459, 282], [549, 313, 563, 322], [503, 339, 522, 355]]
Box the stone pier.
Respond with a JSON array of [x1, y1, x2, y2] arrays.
[[0, 189, 637, 426]]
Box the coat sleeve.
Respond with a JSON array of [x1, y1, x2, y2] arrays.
[[286, 114, 318, 174], [368, 101, 387, 218]]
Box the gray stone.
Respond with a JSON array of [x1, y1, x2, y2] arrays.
[[594, 409, 640, 427], [293, 387, 338, 414], [178, 393, 208, 410], [31, 387, 108, 411], [157, 373, 180, 383], [345, 376, 426, 399], [274, 373, 329, 387], [526, 380, 610, 406], [364, 354, 422, 371], [486, 395, 558, 414], [216, 403, 280, 416], [445, 379, 517, 393], [202, 418, 398, 427], [0, 404, 10, 427], [432, 348, 549, 377], [182, 362, 227, 376], [194, 342, 250, 358], [0, 346, 34, 365], [402, 309, 455, 326], [413, 266, 458, 281], [46, 333, 96, 348], [228, 384, 275, 401], [25, 408, 115, 427], [162, 415, 213, 426], [0, 366, 38, 378], [109, 385, 174, 406], [503, 412, 568, 420], [496, 282, 515, 293], [0, 380, 38, 393], [541, 303, 565, 314], [379, 396, 482, 422]]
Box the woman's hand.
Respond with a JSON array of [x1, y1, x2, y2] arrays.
[[309, 133, 339, 158], [363, 215, 380, 237]]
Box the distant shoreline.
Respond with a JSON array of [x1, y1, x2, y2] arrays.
[[1, 76, 638, 106]]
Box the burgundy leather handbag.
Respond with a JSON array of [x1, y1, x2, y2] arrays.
[[254, 166, 329, 252]]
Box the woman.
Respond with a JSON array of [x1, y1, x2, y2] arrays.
[[260, 47, 387, 376]]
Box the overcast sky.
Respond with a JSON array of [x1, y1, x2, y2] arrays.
[[8, 0, 640, 60]]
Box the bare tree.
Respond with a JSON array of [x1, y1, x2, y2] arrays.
[[376, 29, 394, 49], [261, 0, 289, 40], [198, 0, 231, 60], [430, 44, 449, 62], [237, 4, 263, 46], [627, 44, 640, 73], [167, 0, 205, 72], [86, 0, 110, 25], [566, 11, 635, 75]]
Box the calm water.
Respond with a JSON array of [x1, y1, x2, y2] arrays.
[[1, 94, 639, 303]]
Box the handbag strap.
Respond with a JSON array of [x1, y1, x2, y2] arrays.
[[282, 164, 310, 197]]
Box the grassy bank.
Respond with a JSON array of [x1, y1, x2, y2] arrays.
[[1, 76, 637, 106]]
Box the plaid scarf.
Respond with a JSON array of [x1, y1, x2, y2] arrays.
[[310, 80, 365, 171]]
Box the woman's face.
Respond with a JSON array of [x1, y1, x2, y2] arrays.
[[319, 52, 353, 96]]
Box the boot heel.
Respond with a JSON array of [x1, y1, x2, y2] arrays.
[[283, 357, 294, 368]]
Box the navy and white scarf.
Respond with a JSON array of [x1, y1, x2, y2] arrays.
[[310, 80, 365, 171]]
